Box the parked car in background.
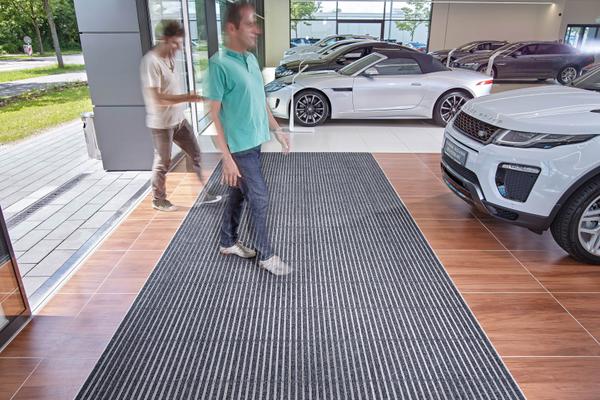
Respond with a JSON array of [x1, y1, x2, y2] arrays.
[[452, 41, 594, 84], [283, 34, 375, 58], [442, 65, 600, 263], [290, 38, 313, 47], [406, 42, 428, 53], [267, 49, 493, 127], [276, 41, 414, 78], [281, 39, 374, 65], [429, 40, 507, 64]]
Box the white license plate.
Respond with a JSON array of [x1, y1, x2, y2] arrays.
[[443, 140, 468, 166]]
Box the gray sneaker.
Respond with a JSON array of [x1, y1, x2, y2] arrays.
[[259, 255, 292, 276], [219, 242, 257, 258], [152, 199, 177, 212], [200, 193, 222, 204]]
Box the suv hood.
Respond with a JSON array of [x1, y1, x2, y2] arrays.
[[462, 86, 600, 135]]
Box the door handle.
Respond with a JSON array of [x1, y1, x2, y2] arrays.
[[410, 82, 422, 86]]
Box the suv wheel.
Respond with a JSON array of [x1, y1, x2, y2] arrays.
[[557, 65, 579, 85], [433, 91, 472, 126], [551, 178, 600, 264], [293, 90, 329, 127]]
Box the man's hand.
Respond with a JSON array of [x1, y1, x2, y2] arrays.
[[187, 91, 203, 102], [274, 129, 290, 155], [222, 157, 242, 187]]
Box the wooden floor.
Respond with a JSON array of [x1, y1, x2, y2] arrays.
[[1, 153, 599, 399]]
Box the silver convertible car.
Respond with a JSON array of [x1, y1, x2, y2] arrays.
[[266, 49, 494, 127]]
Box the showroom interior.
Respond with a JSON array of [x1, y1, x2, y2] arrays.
[[1, 0, 600, 399]]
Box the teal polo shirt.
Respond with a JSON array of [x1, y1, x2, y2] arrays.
[[205, 49, 270, 154]]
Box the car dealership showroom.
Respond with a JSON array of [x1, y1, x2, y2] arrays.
[[2, 0, 600, 399]]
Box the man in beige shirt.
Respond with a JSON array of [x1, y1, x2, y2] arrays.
[[140, 20, 221, 211]]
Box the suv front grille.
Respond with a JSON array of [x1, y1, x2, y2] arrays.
[[453, 112, 501, 143]]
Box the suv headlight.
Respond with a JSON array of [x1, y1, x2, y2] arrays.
[[493, 130, 598, 149], [279, 69, 294, 77], [462, 62, 480, 69]]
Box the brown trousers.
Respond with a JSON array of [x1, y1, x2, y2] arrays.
[[151, 119, 203, 201]]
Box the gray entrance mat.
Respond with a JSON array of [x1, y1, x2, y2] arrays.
[[76, 153, 524, 399]]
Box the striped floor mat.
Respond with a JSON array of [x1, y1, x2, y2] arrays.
[[77, 153, 524, 400]]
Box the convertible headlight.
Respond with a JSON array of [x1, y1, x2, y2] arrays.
[[279, 69, 294, 77], [265, 81, 288, 93], [493, 130, 598, 149]]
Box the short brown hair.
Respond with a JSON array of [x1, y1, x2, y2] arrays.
[[159, 20, 185, 38], [225, 2, 255, 29]]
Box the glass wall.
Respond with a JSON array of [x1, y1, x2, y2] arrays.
[[290, 0, 431, 51], [565, 25, 600, 55], [147, 0, 266, 134]]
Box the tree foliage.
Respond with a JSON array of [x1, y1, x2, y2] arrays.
[[290, 1, 321, 38], [394, 0, 430, 41], [0, 0, 80, 55]]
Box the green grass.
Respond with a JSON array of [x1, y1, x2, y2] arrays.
[[0, 50, 81, 60], [0, 84, 91, 144], [0, 64, 86, 83]]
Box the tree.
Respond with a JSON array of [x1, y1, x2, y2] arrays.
[[0, 0, 46, 54], [290, 1, 321, 38], [394, 0, 430, 42], [43, 0, 63, 67]]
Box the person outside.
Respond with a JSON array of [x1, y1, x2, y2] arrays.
[[140, 20, 221, 212], [205, 2, 292, 276]]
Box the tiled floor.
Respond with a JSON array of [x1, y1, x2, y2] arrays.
[[0, 121, 151, 306], [1, 152, 599, 399]]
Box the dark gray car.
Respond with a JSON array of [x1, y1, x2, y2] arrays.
[[429, 40, 507, 64], [275, 41, 415, 78], [452, 41, 595, 84]]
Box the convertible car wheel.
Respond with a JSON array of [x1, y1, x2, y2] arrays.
[[433, 91, 472, 126], [293, 90, 329, 127]]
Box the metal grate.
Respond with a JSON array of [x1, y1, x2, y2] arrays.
[[453, 111, 501, 143], [6, 174, 90, 229], [76, 153, 524, 400]]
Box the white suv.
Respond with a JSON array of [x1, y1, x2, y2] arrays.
[[441, 67, 600, 263]]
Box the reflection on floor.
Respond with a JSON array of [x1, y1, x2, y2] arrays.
[[1, 152, 599, 399]]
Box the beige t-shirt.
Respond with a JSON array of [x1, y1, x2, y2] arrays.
[[140, 50, 185, 129]]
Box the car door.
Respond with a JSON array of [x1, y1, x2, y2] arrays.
[[530, 43, 558, 78], [352, 57, 426, 116], [495, 44, 537, 78]]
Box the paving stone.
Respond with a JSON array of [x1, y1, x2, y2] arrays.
[[57, 229, 98, 250], [27, 250, 76, 277], [46, 220, 85, 240], [18, 239, 62, 264], [70, 203, 104, 220], [80, 211, 115, 229], [12, 230, 51, 252], [22, 276, 49, 297], [7, 221, 40, 241]]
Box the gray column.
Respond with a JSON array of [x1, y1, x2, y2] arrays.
[[74, 0, 154, 171]]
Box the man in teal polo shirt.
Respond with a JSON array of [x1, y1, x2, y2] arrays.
[[205, 2, 291, 276]]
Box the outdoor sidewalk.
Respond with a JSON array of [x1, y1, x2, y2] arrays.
[[0, 54, 84, 72], [0, 71, 88, 98], [0, 121, 151, 307]]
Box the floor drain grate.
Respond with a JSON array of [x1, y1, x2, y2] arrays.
[[7, 173, 91, 229]]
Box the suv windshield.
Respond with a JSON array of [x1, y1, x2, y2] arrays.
[[339, 53, 383, 76], [572, 67, 600, 91]]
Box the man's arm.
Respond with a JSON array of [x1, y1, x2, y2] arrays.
[[209, 100, 242, 187], [266, 103, 290, 154], [148, 88, 202, 106]]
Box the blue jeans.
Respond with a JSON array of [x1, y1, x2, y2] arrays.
[[220, 146, 274, 261]]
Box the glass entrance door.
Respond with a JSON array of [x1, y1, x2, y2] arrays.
[[0, 206, 30, 347], [337, 21, 383, 39]]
